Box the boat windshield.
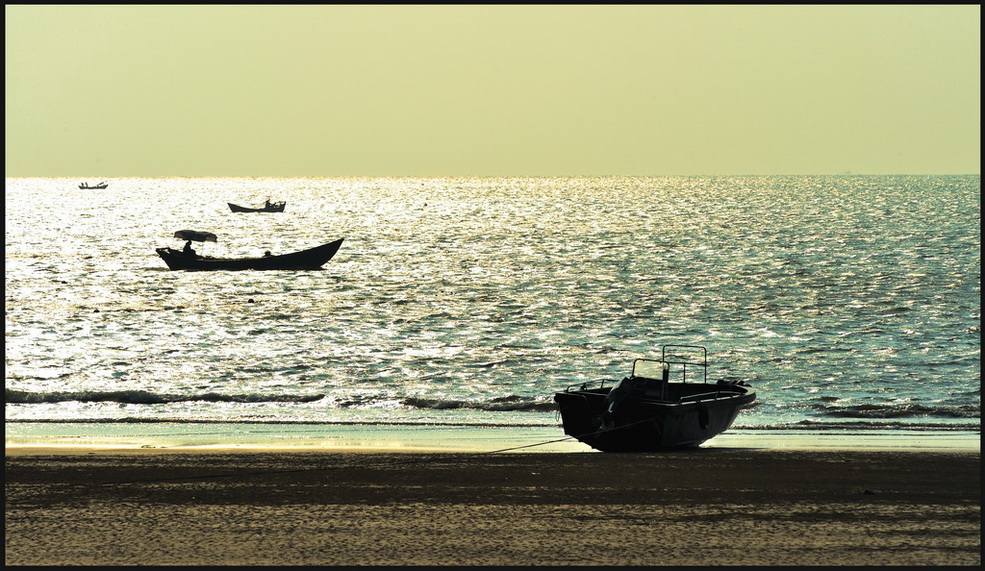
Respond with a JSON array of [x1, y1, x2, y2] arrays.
[[632, 359, 669, 380]]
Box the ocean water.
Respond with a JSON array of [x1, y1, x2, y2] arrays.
[[4, 176, 980, 448]]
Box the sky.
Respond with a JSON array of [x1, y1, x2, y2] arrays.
[[4, 5, 980, 177]]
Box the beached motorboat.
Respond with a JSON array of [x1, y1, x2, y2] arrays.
[[156, 237, 344, 271], [554, 345, 755, 452], [79, 181, 108, 189], [228, 200, 286, 213]]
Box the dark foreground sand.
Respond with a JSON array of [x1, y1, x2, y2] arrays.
[[5, 448, 980, 566]]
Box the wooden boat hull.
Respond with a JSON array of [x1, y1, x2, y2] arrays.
[[156, 238, 343, 271], [554, 383, 755, 452], [228, 202, 286, 213]]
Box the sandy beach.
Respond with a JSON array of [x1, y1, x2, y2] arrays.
[[5, 447, 980, 566]]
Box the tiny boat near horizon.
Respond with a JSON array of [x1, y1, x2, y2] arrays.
[[79, 181, 108, 189], [228, 200, 286, 213], [554, 345, 756, 452]]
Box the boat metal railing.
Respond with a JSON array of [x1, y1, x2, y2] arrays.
[[564, 345, 713, 393], [632, 346, 708, 385], [661, 344, 708, 384], [565, 379, 619, 392], [678, 390, 737, 403]]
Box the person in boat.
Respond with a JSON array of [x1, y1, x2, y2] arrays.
[[182, 240, 196, 257], [265, 199, 272, 208], [263, 250, 272, 257]]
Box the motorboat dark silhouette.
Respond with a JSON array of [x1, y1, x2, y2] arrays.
[[554, 345, 756, 452]]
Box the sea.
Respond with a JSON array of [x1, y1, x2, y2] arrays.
[[4, 175, 980, 451]]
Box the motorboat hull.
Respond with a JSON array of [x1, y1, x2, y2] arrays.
[[554, 346, 756, 452], [554, 385, 755, 452]]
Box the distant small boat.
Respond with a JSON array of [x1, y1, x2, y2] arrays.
[[156, 237, 344, 271], [554, 345, 756, 452], [79, 181, 108, 189], [228, 200, 286, 213]]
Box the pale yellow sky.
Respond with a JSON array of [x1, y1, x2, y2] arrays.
[[4, 5, 980, 177]]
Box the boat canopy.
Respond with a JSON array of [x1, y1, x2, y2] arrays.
[[174, 230, 217, 243]]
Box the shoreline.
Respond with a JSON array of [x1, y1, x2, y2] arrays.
[[6, 448, 980, 565], [4, 421, 980, 454]]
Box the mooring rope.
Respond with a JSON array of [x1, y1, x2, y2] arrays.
[[95, 433, 586, 486]]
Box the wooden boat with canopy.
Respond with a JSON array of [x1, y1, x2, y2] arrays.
[[156, 230, 343, 271]]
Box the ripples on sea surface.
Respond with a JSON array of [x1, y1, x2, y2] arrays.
[[4, 176, 980, 438]]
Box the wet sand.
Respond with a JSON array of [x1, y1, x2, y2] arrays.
[[5, 447, 980, 566]]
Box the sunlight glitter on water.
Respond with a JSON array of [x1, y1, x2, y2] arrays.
[[4, 175, 980, 437]]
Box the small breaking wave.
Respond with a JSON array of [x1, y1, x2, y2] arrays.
[[5, 388, 555, 412], [401, 395, 555, 412], [813, 401, 979, 420], [783, 419, 980, 432], [5, 388, 326, 405]]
